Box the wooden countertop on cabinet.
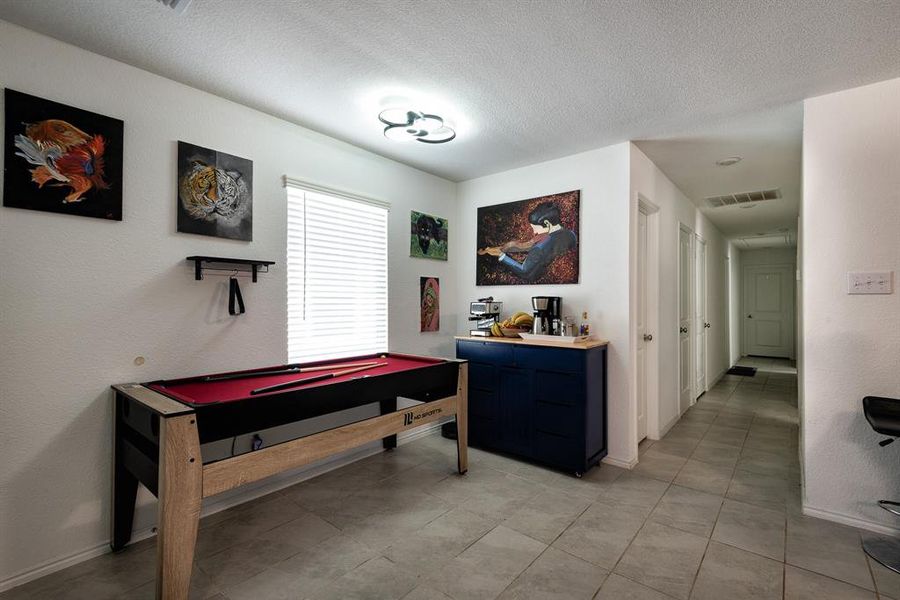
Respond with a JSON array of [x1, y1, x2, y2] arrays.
[[454, 335, 609, 350]]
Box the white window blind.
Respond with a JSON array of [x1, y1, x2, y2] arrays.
[[286, 182, 389, 363]]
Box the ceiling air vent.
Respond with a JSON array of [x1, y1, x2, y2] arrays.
[[156, 0, 192, 14], [706, 188, 781, 208]]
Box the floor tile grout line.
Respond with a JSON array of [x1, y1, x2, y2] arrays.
[[442, 496, 597, 600], [499, 475, 626, 598], [686, 525, 716, 600], [686, 371, 746, 600], [729, 363, 798, 599], [864, 538, 882, 597], [782, 551, 787, 600], [600, 457, 685, 597], [787, 562, 883, 598], [594, 571, 682, 600]]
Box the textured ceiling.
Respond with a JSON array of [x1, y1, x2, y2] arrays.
[[1, 0, 898, 185], [636, 104, 802, 238]]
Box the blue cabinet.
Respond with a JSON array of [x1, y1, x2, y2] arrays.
[[498, 367, 532, 454], [456, 338, 608, 475]]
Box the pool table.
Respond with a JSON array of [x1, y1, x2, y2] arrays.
[[111, 353, 467, 600]]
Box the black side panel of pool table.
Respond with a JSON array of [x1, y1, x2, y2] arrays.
[[112, 391, 161, 550]]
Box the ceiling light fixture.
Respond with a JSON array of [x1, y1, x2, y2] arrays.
[[715, 156, 742, 167], [378, 109, 456, 144]]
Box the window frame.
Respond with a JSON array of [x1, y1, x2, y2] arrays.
[[283, 176, 390, 363]]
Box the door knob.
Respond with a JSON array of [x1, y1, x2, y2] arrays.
[[680, 327, 688, 333], [643, 334, 653, 341], [747, 315, 753, 319], [704, 323, 711, 328]]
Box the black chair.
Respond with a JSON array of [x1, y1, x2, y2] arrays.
[[862, 395, 900, 574]]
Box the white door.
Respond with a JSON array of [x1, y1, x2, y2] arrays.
[[678, 226, 694, 414], [695, 237, 707, 397], [743, 265, 795, 358], [636, 209, 649, 441]]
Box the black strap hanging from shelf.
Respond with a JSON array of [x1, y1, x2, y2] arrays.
[[229, 277, 246, 316]]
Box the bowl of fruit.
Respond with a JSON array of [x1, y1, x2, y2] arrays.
[[490, 312, 534, 338]]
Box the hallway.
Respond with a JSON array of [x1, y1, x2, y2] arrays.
[[633, 358, 896, 599], [3, 365, 899, 599]]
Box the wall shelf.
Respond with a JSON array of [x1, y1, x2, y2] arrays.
[[186, 256, 275, 282]]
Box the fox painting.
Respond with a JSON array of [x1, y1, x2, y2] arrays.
[[3, 89, 123, 220]]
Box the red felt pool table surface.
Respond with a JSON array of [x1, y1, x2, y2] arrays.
[[147, 354, 446, 406]]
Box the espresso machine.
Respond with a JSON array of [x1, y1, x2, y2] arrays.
[[531, 296, 562, 335], [468, 298, 503, 336]]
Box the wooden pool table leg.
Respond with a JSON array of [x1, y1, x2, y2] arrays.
[[380, 398, 398, 449], [456, 362, 468, 475], [156, 413, 202, 600]]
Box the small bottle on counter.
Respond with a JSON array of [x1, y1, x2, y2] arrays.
[[579, 312, 590, 336]]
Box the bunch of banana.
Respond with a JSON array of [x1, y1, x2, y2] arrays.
[[491, 311, 534, 336]]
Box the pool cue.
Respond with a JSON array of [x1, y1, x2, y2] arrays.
[[250, 362, 387, 395], [204, 360, 380, 383]]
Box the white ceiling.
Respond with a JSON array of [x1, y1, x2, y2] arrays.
[[635, 104, 802, 238], [1, 0, 899, 186]]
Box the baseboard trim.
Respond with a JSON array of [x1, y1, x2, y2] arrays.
[[658, 414, 680, 438], [802, 504, 900, 537], [0, 540, 114, 594], [709, 368, 726, 387], [0, 421, 446, 593], [602, 455, 638, 469]]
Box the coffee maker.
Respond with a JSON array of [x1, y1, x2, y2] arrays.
[[531, 296, 562, 335]]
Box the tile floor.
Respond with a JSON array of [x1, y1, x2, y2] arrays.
[[4, 357, 900, 599]]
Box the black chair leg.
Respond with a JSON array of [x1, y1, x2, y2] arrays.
[[380, 398, 398, 449], [863, 535, 900, 574]]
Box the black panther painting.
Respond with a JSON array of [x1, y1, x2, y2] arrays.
[[409, 210, 448, 260]]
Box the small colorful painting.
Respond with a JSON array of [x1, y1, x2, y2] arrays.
[[3, 89, 124, 220], [476, 190, 580, 286], [420, 277, 440, 332], [177, 141, 252, 241], [410, 210, 448, 260]]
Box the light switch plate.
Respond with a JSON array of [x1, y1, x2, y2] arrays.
[[848, 271, 893, 295]]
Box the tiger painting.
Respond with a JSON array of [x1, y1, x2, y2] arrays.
[[176, 142, 253, 240], [179, 162, 249, 222]]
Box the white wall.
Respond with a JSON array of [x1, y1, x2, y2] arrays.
[[454, 144, 634, 466], [741, 247, 797, 267], [802, 76, 900, 533], [451, 142, 728, 468], [0, 21, 459, 586], [728, 243, 743, 365], [630, 145, 729, 438]]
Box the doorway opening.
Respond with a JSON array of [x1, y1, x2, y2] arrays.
[[742, 264, 795, 359], [728, 245, 798, 364]]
